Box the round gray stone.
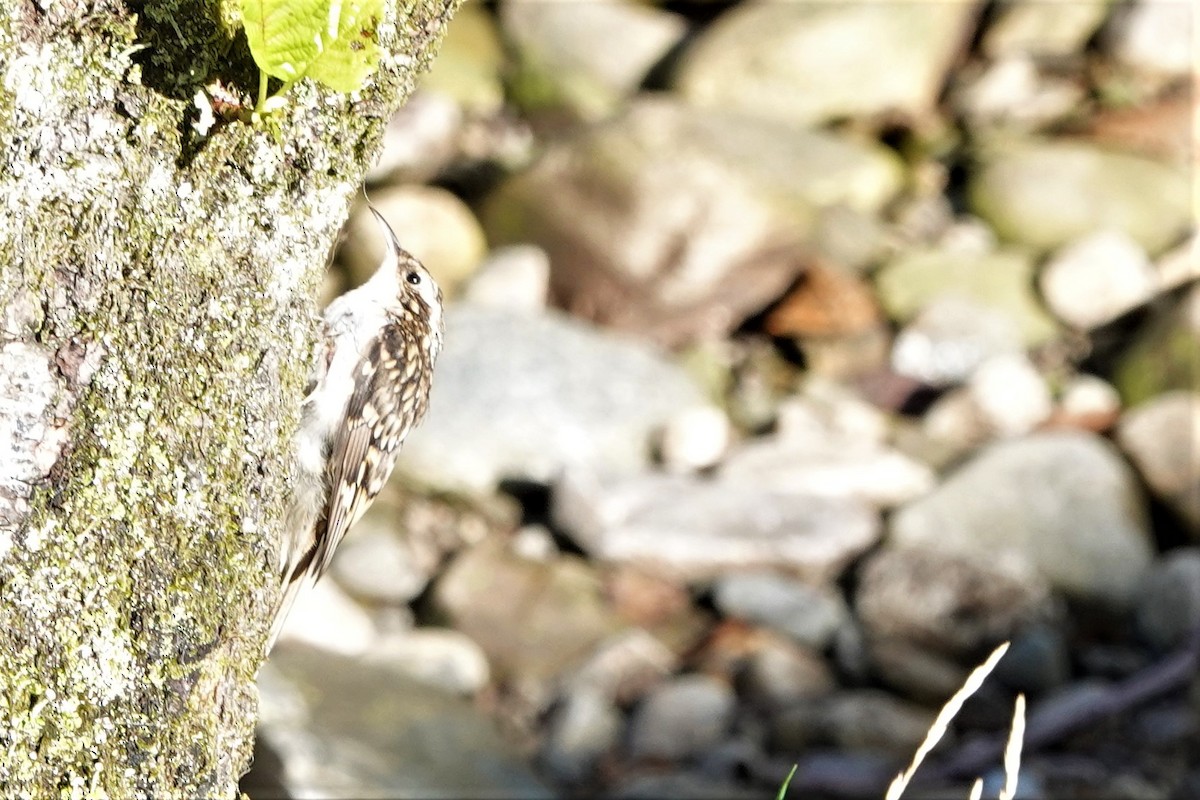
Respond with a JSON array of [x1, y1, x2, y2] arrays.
[[969, 141, 1191, 255], [713, 571, 849, 650], [627, 674, 736, 761], [395, 306, 707, 493], [890, 431, 1155, 608]]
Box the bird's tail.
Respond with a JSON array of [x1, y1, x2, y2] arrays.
[[264, 568, 315, 655]]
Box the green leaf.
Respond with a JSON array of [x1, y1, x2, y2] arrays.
[[306, 0, 383, 93], [242, 0, 328, 82], [242, 0, 383, 94]]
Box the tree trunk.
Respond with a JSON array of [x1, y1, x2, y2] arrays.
[[0, 0, 459, 795]]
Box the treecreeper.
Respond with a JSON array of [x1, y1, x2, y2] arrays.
[[267, 205, 444, 652]]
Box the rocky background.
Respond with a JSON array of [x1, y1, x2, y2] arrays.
[[241, 1, 1197, 798]]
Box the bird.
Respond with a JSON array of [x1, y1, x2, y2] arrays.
[[266, 204, 444, 652]]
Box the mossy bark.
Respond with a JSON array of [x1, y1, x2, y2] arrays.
[[0, 0, 459, 796]]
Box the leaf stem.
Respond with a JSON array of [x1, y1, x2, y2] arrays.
[[256, 69, 269, 114]]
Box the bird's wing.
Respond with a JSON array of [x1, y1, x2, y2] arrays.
[[311, 321, 430, 580]]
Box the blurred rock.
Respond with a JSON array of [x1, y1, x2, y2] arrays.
[[812, 204, 889, 273], [721, 383, 935, 507], [366, 91, 463, 184], [720, 432, 935, 508], [713, 571, 849, 651], [739, 633, 836, 707], [994, 622, 1072, 696], [857, 545, 1049, 657], [1133, 549, 1200, 652], [1053, 373, 1123, 432], [764, 263, 888, 380], [983, 0, 1111, 58], [483, 98, 903, 345], [969, 141, 1191, 255], [1040, 230, 1160, 329], [430, 536, 625, 683], [1155, 232, 1199, 291], [777, 380, 891, 445], [1112, 283, 1200, 405], [891, 295, 1024, 385], [418, 1, 507, 115], [764, 263, 883, 339], [654, 404, 731, 474], [364, 627, 491, 696], [540, 686, 622, 784], [570, 628, 677, 705], [343, 186, 487, 296], [503, 0, 685, 121], [966, 353, 1053, 437], [674, 1, 976, 125], [1116, 391, 1200, 531], [460, 244, 550, 313], [553, 469, 880, 583], [777, 751, 897, 799], [919, 388, 992, 463], [605, 569, 712, 656], [254, 645, 552, 798], [1084, 91, 1193, 170], [864, 636, 972, 702], [611, 770, 762, 800], [329, 498, 434, 606], [954, 56, 1084, 129], [511, 524, 557, 562], [891, 432, 1155, 608], [1105, 0, 1194, 78], [274, 576, 377, 655], [627, 674, 736, 761], [395, 306, 707, 493], [875, 247, 1058, 345], [769, 689, 935, 755]]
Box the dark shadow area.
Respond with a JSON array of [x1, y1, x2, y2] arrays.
[[238, 733, 293, 800], [128, 0, 251, 101]]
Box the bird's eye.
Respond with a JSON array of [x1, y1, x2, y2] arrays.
[[406, 271, 421, 286]]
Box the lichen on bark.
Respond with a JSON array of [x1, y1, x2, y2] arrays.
[[0, 0, 460, 796]]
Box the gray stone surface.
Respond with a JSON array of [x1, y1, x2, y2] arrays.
[[364, 627, 491, 696], [252, 645, 553, 799], [329, 500, 434, 606], [482, 98, 902, 344], [1113, 283, 1200, 406], [769, 689, 935, 755], [460, 244, 550, 314], [674, 2, 976, 125], [1040, 230, 1160, 329], [856, 545, 1049, 657], [1117, 391, 1200, 533], [1134, 549, 1200, 653], [394, 306, 707, 493], [429, 536, 626, 683], [1106, 0, 1194, 77], [502, 0, 686, 120], [719, 429, 936, 508], [875, 247, 1058, 345], [540, 687, 623, 783], [418, 0, 507, 114], [983, 0, 1111, 58], [553, 469, 880, 584], [891, 432, 1155, 608], [713, 571, 849, 650], [740, 632, 836, 706], [627, 674, 736, 761], [891, 295, 1024, 385], [969, 141, 1191, 255], [966, 353, 1053, 437]]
